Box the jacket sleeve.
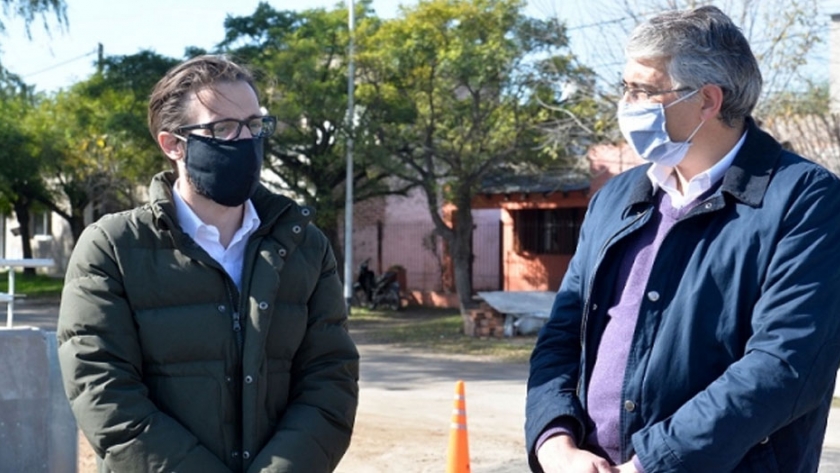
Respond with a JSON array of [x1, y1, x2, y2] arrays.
[[57, 223, 231, 473], [248, 235, 360, 473], [525, 195, 599, 472], [633, 169, 840, 471]]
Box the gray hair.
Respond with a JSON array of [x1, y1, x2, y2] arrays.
[[625, 5, 762, 127]]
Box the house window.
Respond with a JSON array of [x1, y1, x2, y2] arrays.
[[31, 211, 52, 236], [513, 208, 585, 255]]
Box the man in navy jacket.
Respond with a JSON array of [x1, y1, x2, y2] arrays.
[[526, 6, 840, 473]]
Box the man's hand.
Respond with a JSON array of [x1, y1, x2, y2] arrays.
[[536, 434, 614, 473], [613, 460, 640, 473]]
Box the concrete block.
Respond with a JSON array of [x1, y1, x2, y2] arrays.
[[47, 331, 78, 473], [0, 327, 76, 473]]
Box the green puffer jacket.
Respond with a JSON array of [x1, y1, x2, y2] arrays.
[[57, 172, 359, 473]]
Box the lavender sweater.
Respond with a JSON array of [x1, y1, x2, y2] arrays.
[[585, 192, 695, 463], [537, 191, 700, 469]]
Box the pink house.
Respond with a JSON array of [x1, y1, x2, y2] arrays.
[[341, 144, 643, 306]]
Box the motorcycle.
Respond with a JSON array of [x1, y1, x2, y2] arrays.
[[353, 259, 402, 311]]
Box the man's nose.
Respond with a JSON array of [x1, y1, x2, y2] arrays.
[[237, 125, 254, 139]]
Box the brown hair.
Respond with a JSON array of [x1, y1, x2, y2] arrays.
[[147, 54, 258, 140]]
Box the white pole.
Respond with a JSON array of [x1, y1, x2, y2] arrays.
[[6, 269, 14, 328], [343, 0, 356, 313]]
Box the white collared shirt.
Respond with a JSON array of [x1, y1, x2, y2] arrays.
[[172, 182, 261, 290], [646, 131, 748, 209]]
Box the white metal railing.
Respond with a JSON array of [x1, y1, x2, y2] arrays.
[[0, 259, 55, 328]]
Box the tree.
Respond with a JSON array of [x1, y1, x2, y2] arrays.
[[28, 51, 177, 244], [0, 0, 66, 37], [0, 92, 51, 274], [219, 2, 406, 270], [357, 0, 594, 312], [0, 0, 65, 267], [75, 50, 178, 194], [534, 0, 823, 112]]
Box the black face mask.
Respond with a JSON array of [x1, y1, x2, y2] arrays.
[[183, 134, 263, 207]]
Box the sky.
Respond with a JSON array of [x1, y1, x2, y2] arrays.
[[1, 1, 378, 92], [1, 0, 840, 94]]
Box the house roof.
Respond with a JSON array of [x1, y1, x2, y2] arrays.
[[479, 169, 590, 195]]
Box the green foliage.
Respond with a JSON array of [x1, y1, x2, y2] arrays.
[[0, 93, 49, 211], [0, 270, 63, 297], [219, 1, 398, 250], [80, 51, 178, 181], [12, 50, 177, 243], [355, 0, 596, 306], [0, 0, 66, 37], [89, 50, 179, 100], [357, 0, 592, 197]]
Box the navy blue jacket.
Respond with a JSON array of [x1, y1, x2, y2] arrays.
[[526, 119, 840, 472]]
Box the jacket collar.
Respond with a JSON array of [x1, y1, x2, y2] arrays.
[[624, 117, 780, 211], [148, 171, 305, 232], [718, 117, 779, 207]]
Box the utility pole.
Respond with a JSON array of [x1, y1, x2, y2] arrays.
[[97, 43, 104, 73], [343, 0, 356, 314]]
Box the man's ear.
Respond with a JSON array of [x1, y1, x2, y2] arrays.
[[699, 84, 724, 121], [157, 131, 184, 163]]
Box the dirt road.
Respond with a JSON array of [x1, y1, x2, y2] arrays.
[[76, 339, 840, 473], [8, 299, 838, 472], [68, 311, 530, 473], [74, 340, 529, 473], [337, 342, 529, 473]]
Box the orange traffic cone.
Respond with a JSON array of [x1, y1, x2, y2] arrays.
[[446, 380, 470, 473]]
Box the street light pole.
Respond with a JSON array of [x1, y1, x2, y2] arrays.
[[343, 0, 356, 314]]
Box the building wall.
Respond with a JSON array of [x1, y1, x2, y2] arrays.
[[338, 183, 503, 299], [381, 186, 443, 292], [496, 192, 590, 292], [588, 142, 644, 192], [339, 185, 450, 293], [467, 145, 644, 294], [2, 211, 72, 275], [1, 144, 643, 298], [346, 195, 387, 276]]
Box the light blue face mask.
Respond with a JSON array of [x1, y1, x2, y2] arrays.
[[617, 89, 704, 167]]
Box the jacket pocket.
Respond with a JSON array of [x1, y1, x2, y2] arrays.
[[736, 438, 779, 473], [145, 369, 226, 455]]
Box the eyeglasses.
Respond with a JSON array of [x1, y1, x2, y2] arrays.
[[176, 116, 277, 141], [619, 81, 692, 102]]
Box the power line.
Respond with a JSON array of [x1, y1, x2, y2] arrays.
[[567, 16, 631, 31], [21, 47, 98, 78]]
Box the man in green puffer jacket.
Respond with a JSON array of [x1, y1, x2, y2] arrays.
[[57, 54, 359, 473]]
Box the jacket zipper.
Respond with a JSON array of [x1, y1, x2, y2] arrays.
[[611, 199, 715, 462], [580, 208, 649, 349], [589, 194, 718, 348], [224, 280, 244, 353], [577, 208, 649, 399]]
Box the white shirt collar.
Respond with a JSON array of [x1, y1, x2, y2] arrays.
[[172, 180, 260, 241], [172, 180, 261, 290], [647, 130, 748, 209]]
